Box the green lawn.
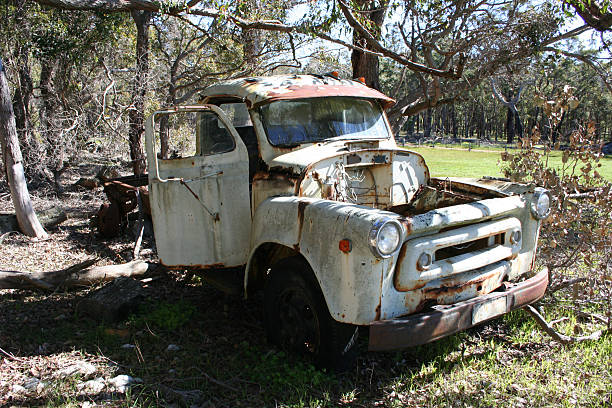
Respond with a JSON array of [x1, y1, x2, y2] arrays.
[[406, 146, 612, 180]]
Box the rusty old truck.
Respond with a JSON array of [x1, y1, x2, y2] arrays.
[[143, 74, 551, 369]]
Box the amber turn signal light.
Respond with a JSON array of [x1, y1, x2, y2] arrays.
[[339, 239, 352, 253]]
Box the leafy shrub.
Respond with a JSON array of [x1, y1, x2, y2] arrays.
[[500, 86, 611, 329]]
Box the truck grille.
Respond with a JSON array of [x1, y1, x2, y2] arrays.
[[394, 217, 521, 293]]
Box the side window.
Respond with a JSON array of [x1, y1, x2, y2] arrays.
[[155, 112, 199, 160], [220, 103, 252, 128], [198, 111, 236, 155]]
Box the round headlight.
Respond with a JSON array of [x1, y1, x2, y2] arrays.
[[369, 219, 403, 258], [531, 188, 552, 220]]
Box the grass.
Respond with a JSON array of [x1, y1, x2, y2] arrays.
[[405, 145, 612, 180]]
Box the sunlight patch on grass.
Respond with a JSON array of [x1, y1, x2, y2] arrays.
[[406, 146, 612, 180]]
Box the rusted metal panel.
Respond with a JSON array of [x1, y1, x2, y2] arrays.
[[394, 218, 522, 291], [141, 81, 548, 341], [405, 195, 527, 235], [145, 105, 252, 268], [246, 196, 396, 325], [200, 75, 395, 110], [378, 192, 542, 320], [291, 148, 428, 209], [434, 177, 534, 196], [368, 268, 548, 351]]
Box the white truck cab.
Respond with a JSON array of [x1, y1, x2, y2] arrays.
[[144, 74, 550, 369]]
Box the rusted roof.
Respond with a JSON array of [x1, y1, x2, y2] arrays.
[[199, 74, 396, 109]]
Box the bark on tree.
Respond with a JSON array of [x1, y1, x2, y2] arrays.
[[0, 57, 48, 239], [566, 0, 612, 32], [506, 104, 515, 144], [38, 60, 69, 192], [451, 105, 457, 139], [128, 10, 151, 175], [350, 0, 388, 90], [10, 0, 35, 167], [12, 54, 33, 155]]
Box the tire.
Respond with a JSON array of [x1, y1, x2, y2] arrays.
[[264, 257, 359, 371]]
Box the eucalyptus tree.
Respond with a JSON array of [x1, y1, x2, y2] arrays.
[[0, 57, 47, 238], [27, 0, 611, 140], [0, 1, 129, 187]]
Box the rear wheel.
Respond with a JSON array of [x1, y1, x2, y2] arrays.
[[264, 257, 358, 371]]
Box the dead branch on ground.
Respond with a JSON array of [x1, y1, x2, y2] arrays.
[[0, 259, 158, 290], [525, 305, 606, 345]]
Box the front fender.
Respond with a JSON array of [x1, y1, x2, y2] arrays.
[[246, 196, 398, 325]]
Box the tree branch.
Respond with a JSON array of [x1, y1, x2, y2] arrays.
[[525, 305, 604, 345], [337, 0, 465, 79], [542, 47, 612, 94]]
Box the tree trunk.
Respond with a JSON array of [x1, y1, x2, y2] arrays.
[[159, 82, 177, 159], [515, 109, 523, 140], [0, 57, 48, 239], [39, 60, 68, 192], [241, 0, 262, 74], [350, 0, 388, 90], [506, 107, 515, 144], [12, 52, 33, 157], [10, 1, 34, 162], [423, 108, 433, 138], [451, 104, 459, 140], [128, 10, 151, 175]]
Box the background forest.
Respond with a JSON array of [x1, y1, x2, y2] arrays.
[[0, 0, 610, 190]]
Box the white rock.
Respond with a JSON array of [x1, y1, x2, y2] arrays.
[[108, 375, 142, 393], [36, 381, 47, 394], [56, 362, 97, 379], [12, 384, 26, 394], [22, 377, 40, 390], [82, 378, 106, 393], [166, 344, 180, 352]]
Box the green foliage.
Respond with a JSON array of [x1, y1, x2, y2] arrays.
[[130, 300, 196, 331], [234, 342, 335, 401], [500, 88, 611, 340]]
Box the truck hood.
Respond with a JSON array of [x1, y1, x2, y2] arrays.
[[267, 138, 400, 173]]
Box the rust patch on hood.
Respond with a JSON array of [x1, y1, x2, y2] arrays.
[[295, 200, 310, 248]]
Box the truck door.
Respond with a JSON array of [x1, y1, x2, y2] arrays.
[[145, 105, 251, 268]]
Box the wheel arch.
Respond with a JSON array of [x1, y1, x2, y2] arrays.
[[244, 242, 313, 296]]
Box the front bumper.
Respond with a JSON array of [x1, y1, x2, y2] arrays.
[[368, 268, 548, 351]]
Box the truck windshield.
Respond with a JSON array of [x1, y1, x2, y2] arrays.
[[259, 97, 391, 147]]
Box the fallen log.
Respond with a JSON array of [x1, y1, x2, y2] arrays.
[[0, 259, 158, 290]]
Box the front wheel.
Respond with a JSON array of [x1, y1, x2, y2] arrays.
[[264, 257, 358, 371]]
